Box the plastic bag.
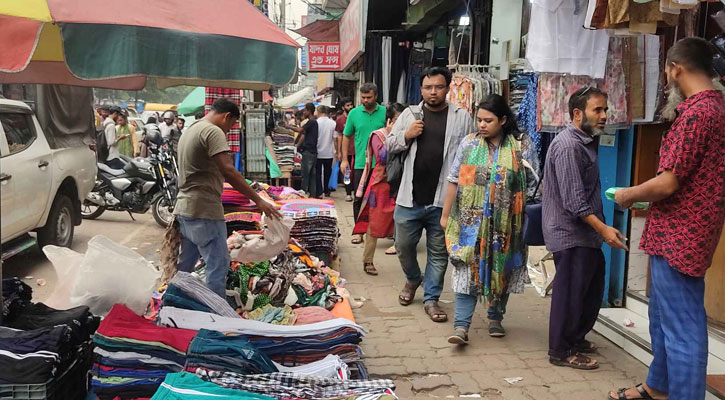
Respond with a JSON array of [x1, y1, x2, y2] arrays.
[[42, 246, 84, 310], [229, 217, 295, 263], [69, 235, 159, 315], [328, 160, 339, 190]]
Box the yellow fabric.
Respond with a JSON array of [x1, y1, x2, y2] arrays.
[[30, 23, 63, 62], [0, 0, 52, 22]]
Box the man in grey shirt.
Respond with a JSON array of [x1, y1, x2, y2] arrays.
[[542, 87, 627, 370]]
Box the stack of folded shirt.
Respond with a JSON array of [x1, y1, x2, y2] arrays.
[[271, 127, 296, 171], [195, 370, 397, 400], [92, 304, 197, 399], [279, 199, 339, 255], [151, 372, 275, 400], [225, 212, 263, 236], [184, 329, 278, 375], [157, 307, 366, 369]]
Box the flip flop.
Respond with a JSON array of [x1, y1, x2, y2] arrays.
[[608, 384, 663, 400]]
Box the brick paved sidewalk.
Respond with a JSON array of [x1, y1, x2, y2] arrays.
[[332, 190, 648, 399]]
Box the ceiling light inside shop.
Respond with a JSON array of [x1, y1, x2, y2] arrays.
[[459, 15, 470, 25]]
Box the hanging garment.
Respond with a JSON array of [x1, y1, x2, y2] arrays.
[[526, 0, 610, 79], [205, 88, 241, 152], [381, 36, 392, 104]]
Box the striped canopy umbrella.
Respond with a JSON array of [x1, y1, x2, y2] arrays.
[[0, 0, 300, 90]]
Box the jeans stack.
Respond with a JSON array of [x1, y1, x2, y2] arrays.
[[92, 304, 197, 399]]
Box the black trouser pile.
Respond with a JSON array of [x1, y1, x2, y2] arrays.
[[0, 278, 99, 386]]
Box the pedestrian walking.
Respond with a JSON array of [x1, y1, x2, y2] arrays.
[[352, 103, 405, 276], [295, 103, 319, 196], [609, 37, 725, 400], [341, 84, 386, 245], [115, 112, 138, 158], [174, 98, 280, 297], [315, 105, 337, 198], [441, 95, 529, 343], [386, 66, 475, 323], [103, 106, 125, 169], [543, 86, 627, 370], [336, 98, 355, 202]]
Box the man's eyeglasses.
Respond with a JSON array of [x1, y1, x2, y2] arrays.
[[422, 85, 448, 92]]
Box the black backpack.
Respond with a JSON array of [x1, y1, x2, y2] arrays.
[[96, 125, 109, 162]]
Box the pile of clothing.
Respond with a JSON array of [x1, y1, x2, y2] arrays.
[[184, 329, 278, 375], [1, 279, 98, 398], [271, 127, 296, 171], [222, 182, 305, 213], [225, 212, 263, 236], [157, 306, 367, 376], [226, 241, 342, 313], [280, 199, 340, 255], [92, 304, 197, 399]]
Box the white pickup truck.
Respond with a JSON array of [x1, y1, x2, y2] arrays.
[[0, 99, 96, 256]]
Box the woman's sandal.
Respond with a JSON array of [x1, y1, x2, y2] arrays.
[[424, 301, 448, 323], [448, 328, 469, 345], [549, 353, 599, 370], [385, 246, 397, 255], [351, 235, 363, 245], [608, 383, 664, 400], [398, 281, 420, 306], [363, 262, 378, 276]]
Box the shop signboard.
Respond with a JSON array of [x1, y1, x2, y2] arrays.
[[339, 0, 368, 70], [306, 42, 341, 71]]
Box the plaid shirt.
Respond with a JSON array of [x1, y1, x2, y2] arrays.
[[542, 124, 604, 253], [205, 87, 241, 152], [196, 370, 396, 399]]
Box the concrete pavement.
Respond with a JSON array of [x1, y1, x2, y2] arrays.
[[333, 189, 649, 399]]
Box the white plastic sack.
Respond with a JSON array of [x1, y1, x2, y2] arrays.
[[42, 246, 84, 310], [70, 235, 158, 315], [229, 217, 295, 263]]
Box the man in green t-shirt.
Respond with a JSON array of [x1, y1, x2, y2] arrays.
[[174, 98, 280, 297], [340, 83, 386, 244]]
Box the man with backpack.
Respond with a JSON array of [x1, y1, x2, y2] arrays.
[[98, 106, 125, 169]]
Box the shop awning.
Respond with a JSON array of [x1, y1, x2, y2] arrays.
[[177, 87, 205, 116], [293, 20, 339, 42], [276, 87, 316, 109], [0, 0, 300, 90]]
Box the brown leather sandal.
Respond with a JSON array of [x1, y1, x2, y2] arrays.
[[424, 301, 448, 323], [398, 281, 420, 306], [363, 262, 378, 275], [608, 384, 664, 400], [549, 353, 599, 370]]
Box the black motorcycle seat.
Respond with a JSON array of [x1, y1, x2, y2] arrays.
[[98, 162, 125, 176]]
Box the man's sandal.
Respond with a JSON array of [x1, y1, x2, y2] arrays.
[[549, 353, 599, 370], [608, 383, 665, 400], [424, 301, 448, 323], [398, 281, 420, 306], [363, 262, 378, 276], [575, 340, 598, 354]]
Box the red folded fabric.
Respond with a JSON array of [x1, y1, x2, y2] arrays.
[[97, 304, 197, 353]]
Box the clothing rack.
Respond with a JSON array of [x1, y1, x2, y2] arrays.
[[447, 64, 500, 71]]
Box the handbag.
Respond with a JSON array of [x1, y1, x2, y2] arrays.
[[523, 176, 545, 246], [386, 149, 408, 194]]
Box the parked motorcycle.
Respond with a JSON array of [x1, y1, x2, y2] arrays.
[[81, 142, 178, 228]]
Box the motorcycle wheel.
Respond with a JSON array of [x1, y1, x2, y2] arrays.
[[81, 201, 106, 220], [152, 196, 174, 228]]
